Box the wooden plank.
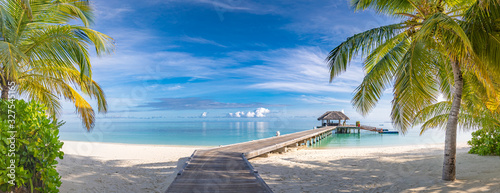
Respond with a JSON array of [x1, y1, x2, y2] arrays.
[[166, 126, 337, 193], [241, 153, 273, 193]]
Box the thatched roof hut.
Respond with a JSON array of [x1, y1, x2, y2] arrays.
[[317, 111, 349, 126], [317, 111, 349, 121]]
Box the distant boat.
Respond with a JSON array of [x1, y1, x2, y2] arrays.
[[379, 124, 384, 126]]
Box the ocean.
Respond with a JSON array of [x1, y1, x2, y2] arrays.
[[58, 118, 474, 147]]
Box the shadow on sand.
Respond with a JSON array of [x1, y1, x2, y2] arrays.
[[250, 147, 500, 193], [57, 154, 190, 193]]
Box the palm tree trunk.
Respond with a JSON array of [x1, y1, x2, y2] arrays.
[[1, 84, 9, 99], [442, 59, 463, 181]]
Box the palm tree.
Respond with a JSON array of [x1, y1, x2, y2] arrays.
[[326, 0, 500, 181], [0, 0, 114, 130], [414, 71, 500, 139]]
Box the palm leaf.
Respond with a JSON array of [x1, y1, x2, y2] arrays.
[[352, 33, 409, 115], [326, 23, 406, 81]]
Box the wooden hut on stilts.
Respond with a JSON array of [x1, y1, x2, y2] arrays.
[[317, 111, 349, 127]]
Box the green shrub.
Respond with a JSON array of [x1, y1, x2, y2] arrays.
[[0, 99, 64, 193], [468, 127, 500, 156]]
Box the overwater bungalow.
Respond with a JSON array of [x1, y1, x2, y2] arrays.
[[318, 111, 349, 127]]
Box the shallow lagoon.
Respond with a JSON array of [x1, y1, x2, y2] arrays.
[[59, 119, 472, 147]]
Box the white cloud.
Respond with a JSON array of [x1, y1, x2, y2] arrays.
[[93, 40, 363, 95], [181, 36, 227, 48], [277, 1, 394, 43], [246, 111, 256, 117], [227, 108, 271, 118], [159, 0, 277, 15], [166, 85, 184, 91], [93, 2, 133, 21], [230, 47, 364, 93], [255, 107, 270, 117], [235, 111, 244, 117], [200, 112, 208, 118], [250, 82, 355, 93], [91, 48, 234, 84], [299, 95, 351, 104]]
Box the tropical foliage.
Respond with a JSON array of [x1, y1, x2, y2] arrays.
[[413, 72, 500, 133], [0, 99, 64, 193], [468, 127, 500, 156], [413, 70, 500, 156], [326, 0, 500, 181], [0, 0, 114, 130]]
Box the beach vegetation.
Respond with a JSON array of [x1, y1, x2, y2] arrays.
[[326, 0, 500, 181], [413, 71, 500, 156], [0, 99, 64, 193], [468, 127, 500, 156], [0, 0, 114, 130]]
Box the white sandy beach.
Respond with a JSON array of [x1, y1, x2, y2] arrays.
[[57, 141, 500, 193], [251, 142, 500, 193], [57, 141, 205, 193]]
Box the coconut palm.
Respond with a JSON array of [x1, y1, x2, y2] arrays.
[[414, 71, 500, 134], [0, 0, 114, 130], [326, 0, 500, 181]]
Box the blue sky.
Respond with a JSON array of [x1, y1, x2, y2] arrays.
[[61, 0, 398, 123]]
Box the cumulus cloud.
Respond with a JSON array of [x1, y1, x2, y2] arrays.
[[227, 108, 270, 118], [246, 111, 256, 118], [235, 111, 244, 117], [255, 107, 270, 117], [200, 112, 207, 118]]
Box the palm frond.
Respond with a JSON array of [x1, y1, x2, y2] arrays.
[[326, 23, 406, 81], [352, 33, 410, 115], [0, 0, 112, 130], [0, 41, 27, 80], [17, 78, 62, 117], [351, 0, 419, 16], [416, 12, 476, 62], [391, 40, 440, 133]]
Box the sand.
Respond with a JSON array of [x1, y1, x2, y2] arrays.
[[250, 142, 500, 193], [57, 141, 500, 193], [57, 141, 206, 193]]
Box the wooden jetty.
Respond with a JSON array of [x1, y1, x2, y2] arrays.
[[359, 125, 399, 134], [330, 124, 380, 134], [359, 125, 379, 132], [166, 126, 337, 193], [334, 125, 398, 134], [335, 126, 361, 133]]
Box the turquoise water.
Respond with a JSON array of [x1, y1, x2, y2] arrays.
[[59, 119, 473, 147]]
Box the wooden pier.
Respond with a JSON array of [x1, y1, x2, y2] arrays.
[[334, 125, 387, 133], [166, 126, 337, 193], [335, 126, 361, 133], [359, 125, 379, 132]]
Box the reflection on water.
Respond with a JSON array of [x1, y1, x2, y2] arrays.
[[256, 122, 268, 138], [202, 122, 207, 136], [256, 122, 267, 131]]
